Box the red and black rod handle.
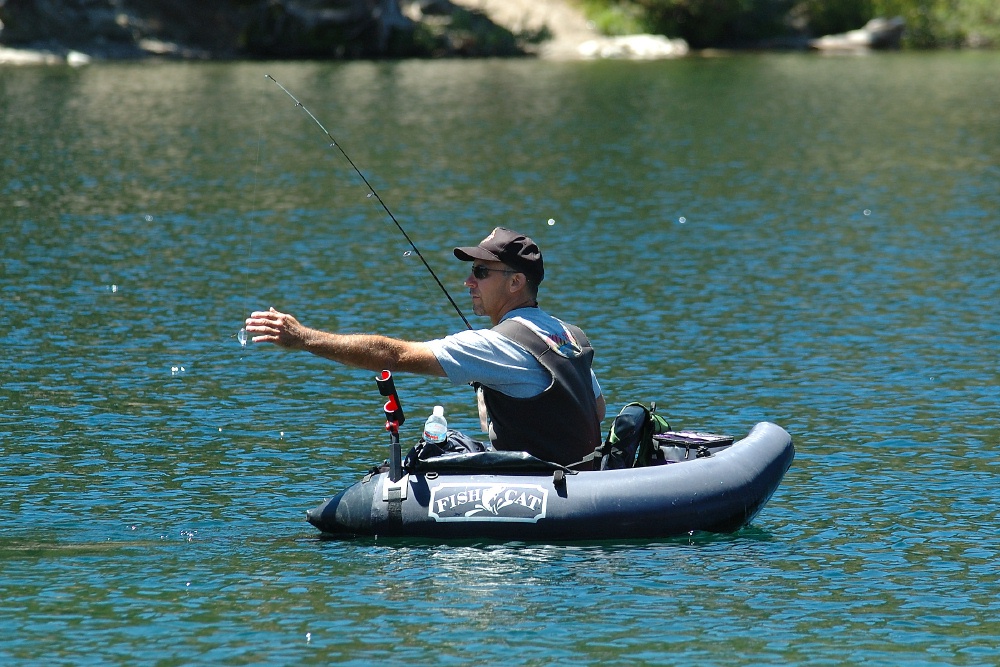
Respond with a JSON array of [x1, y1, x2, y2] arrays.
[[376, 370, 405, 481]]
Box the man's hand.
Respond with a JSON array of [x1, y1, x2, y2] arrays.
[[244, 307, 308, 349]]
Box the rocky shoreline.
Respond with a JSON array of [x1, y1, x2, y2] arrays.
[[0, 0, 693, 65], [0, 0, 905, 65], [0, 0, 537, 64]]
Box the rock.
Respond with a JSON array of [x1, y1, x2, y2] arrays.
[[577, 34, 689, 60], [243, 0, 375, 58], [450, 0, 595, 59], [449, 0, 689, 60], [809, 16, 905, 53], [0, 44, 64, 64], [0, 0, 132, 46], [0, 0, 570, 61], [66, 49, 91, 65]]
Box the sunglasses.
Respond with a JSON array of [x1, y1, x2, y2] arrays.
[[471, 265, 518, 280]]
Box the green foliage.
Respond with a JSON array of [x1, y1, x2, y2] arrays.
[[793, 0, 873, 36], [579, 0, 652, 35], [582, 0, 798, 48], [873, 0, 1000, 47], [581, 0, 1000, 47], [644, 0, 798, 48], [948, 0, 1000, 47]]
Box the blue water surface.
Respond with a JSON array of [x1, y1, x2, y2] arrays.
[[2, 53, 999, 665]]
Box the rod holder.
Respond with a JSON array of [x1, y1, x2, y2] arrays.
[[376, 370, 405, 429], [376, 370, 404, 482]]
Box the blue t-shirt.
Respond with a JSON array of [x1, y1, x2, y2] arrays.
[[426, 307, 602, 399]]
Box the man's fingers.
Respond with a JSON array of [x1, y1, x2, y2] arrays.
[[244, 308, 297, 347]]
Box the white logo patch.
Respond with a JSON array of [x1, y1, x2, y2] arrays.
[[428, 482, 548, 523]]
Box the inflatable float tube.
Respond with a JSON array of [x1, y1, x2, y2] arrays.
[[306, 421, 793, 541]]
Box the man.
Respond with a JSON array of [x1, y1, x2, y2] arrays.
[[244, 227, 605, 468]]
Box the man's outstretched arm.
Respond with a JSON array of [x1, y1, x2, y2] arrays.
[[245, 308, 446, 377]]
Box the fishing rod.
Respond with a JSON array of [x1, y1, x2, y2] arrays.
[[265, 74, 472, 331]]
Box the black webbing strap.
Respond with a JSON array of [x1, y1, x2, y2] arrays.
[[385, 486, 403, 524]]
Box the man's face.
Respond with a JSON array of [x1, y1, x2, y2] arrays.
[[465, 261, 515, 318]]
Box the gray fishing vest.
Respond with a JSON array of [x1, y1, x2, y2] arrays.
[[479, 316, 601, 468]]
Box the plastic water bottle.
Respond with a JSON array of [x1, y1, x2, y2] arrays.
[[423, 405, 448, 444]]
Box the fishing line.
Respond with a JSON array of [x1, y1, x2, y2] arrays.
[[236, 89, 269, 349], [264, 74, 472, 331]]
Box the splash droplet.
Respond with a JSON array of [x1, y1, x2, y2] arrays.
[[366, 193, 373, 199], [547, 218, 555, 226], [144, 215, 153, 222], [238, 328, 247, 347], [678, 217, 687, 224], [403, 250, 412, 257], [863, 209, 872, 216]]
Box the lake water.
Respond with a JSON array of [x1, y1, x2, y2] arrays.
[[2, 52, 999, 664]]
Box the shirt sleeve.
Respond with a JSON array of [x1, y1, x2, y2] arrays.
[[428, 328, 603, 401], [426, 329, 553, 398]]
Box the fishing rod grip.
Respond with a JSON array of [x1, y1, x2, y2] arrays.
[[377, 370, 405, 482], [376, 370, 405, 428]]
